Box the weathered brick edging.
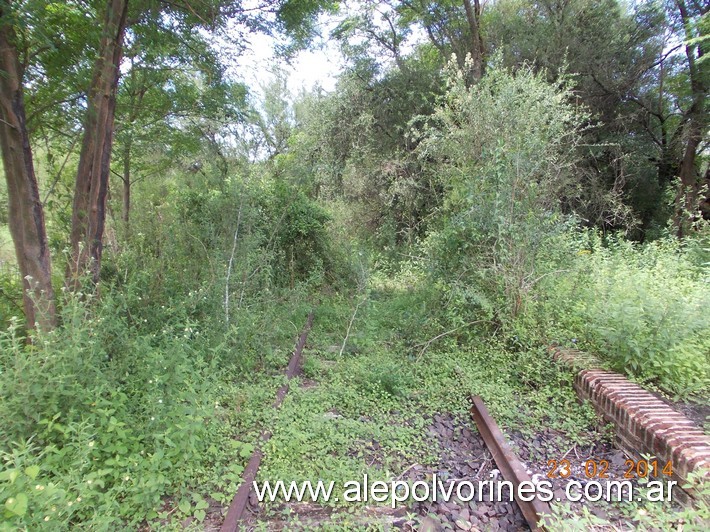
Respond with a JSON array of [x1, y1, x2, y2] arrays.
[[550, 346, 710, 499]]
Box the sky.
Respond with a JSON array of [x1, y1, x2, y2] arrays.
[[224, 13, 345, 101], [220, 2, 425, 102]]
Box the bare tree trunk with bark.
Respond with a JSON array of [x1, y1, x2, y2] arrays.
[[67, 0, 128, 289], [0, 10, 56, 330], [673, 0, 708, 237], [463, 0, 484, 82]]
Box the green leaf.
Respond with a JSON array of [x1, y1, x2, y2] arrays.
[[195, 499, 209, 510], [194, 509, 206, 522], [25, 466, 40, 480], [0, 470, 18, 484], [178, 499, 191, 514], [239, 444, 254, 459], [4, 493, 28, 516]]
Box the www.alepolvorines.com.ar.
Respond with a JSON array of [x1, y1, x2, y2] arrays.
[[253, 473, 678, 508]]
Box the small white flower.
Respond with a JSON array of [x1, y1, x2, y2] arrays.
[[76, 497, 81, 502], [124, 475, 130, 481], [44, 516, 50, 521], [88, 441, 94, 448], [150, 417, 155, 421], [158, 399, 163, 404]]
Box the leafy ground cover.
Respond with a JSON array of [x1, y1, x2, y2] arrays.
[[0, 284, 313, 530], [2, 247, 708, 530], [235, 273, 708, 530], [246, 276, 604, 529]]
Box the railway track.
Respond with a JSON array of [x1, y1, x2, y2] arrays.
[[220, 312, 314, 532], [217, 310, 549, 531], [217, 324, 706, 531]]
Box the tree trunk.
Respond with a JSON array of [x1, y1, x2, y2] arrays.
[[67, 0, 128, 289], [0, 11, 56, 330], [673, 0, 708, 237], [462, 0, 484, 82]]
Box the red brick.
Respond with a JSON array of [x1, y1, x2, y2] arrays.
[[556, 347, 708, 503], [645, 418, 696, 434]]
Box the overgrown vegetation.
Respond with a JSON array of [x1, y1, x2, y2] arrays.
[[256, 282, 599, 515], [1, 0, 708, 529], [535, 231, 710, 396], [0, 170, 336, 528]]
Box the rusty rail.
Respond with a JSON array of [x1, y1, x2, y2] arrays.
[[220, 312, 314, 532], [470, 396, 551, 531]]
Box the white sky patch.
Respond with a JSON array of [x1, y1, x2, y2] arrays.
[[288, 44, 342, 94], [214, 1, 428, 101], [217, 12, 343, 101]]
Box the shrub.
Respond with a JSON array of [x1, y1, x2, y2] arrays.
[[536, 230, 710, 396], [0, 176, 324, 527], [414, 58, 618, 320]]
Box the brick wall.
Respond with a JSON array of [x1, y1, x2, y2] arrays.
[[550, 346, 710, 500]]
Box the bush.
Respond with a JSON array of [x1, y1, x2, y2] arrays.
[[415, 58, 612, 320], [0, 169, 329, 528], [265, 180, 335, 287], [0, 294, 220, 529], [536, 230, 710, 396]]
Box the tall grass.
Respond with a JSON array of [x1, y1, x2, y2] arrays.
[[536, 230, 709, 397]]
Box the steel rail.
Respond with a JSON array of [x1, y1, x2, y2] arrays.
[[220, 312, 315, 532], [470, 396, 552, 531]]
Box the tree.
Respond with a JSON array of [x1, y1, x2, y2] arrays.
[[485, 0, 671, 232], [672, 0, 708, 236], [398, 0, 484, 76], [0, 3, 56, 330], [253, 68, 295, 159], [2, 0, 337, 326], [62, 0, 336, 289], [332, 1, 411, 72], [333, 1, 486, 80], [113, 20, 249, 229], [461, 0, 483, 80], [287, 50, 445, 245], [67, 0, 128, 289]]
